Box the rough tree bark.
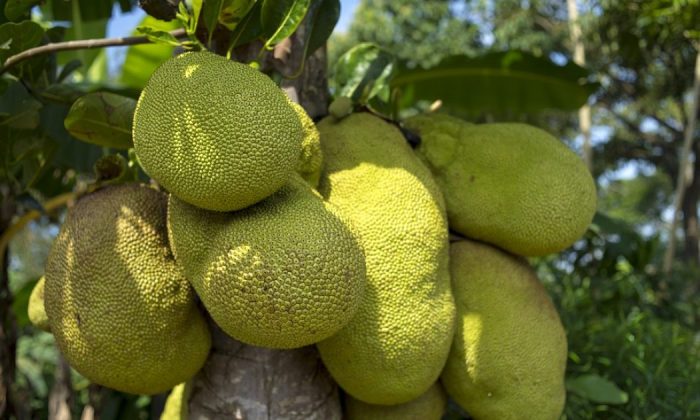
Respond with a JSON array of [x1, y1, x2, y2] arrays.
[[186, 18, 340, 420], [0, 186, 17, 420], [48, 355, 73, 420]]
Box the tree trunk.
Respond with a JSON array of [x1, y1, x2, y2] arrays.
[[681, 143, 700, 265], [186, 19, 340, 419], [567, 0, 593, 170], [48, 355, 73, 420], [0, 185, 17, 420]]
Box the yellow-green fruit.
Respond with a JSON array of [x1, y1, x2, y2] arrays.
[[28, 276, 50, 332], [316, 113, 455, 405], [290, 102, 322, 187], [167, 175, 365, 349], [443, 239, 567, 420], [404, 114, 597, 256], [161, 382, 191, 420], [44, 184, 211, 395], [345, 382, 447, 420], [133, 51, 303, 212]]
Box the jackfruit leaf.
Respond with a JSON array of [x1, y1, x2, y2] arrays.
[[228, 1, 263, 48], [0, 82, 42, 129], [200, 0, 224, 45], [41, 102, 102, 173], [0, 21, 45, 82], [136, 26, 181, 47], [56, 59, 82, 83], [333, 42, 396, 105], [40, 83, 85, 105], [94, 154, 130, 184], [64, 92, 135, 149], [219, 0, 257, 30], [120, 15, 179, 89], [303, 0, 340, 58], [11, 278, 36, 328], [261, 0, 310, 49], [566, 374, 629, 405], [391, 51, 597, 114], [4, 0, 40, 21]]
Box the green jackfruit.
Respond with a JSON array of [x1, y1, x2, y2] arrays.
[[167, 175, 365, 349], [28, 276, 50, 332], [316, 113, 455, 405], [44, 184, 211, 395], [290, 102, 322, 187], [443, 239, 567, 420], [345, 382, 447, 420], [161, 382, 191, 420], [404, 114, 597, 256], [133, 51, 303, 212]]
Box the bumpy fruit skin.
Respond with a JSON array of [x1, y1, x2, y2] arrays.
[[316, 113, 455, 405], [345, 382, 447, 420], [404, 114, 597, 256], [290, 102, 322, 187], [167, 175, 366, 349], [28, 276, 50, 332], [44, 184, 211, 395], [133, 51, 303, 212], [443, 239, 567, 420]]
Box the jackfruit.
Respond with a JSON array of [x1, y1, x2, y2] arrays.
[[316, 113, 455, 405], [290, 102, 322, 187], [404, 114, 597, 256], [443, 239, 567, 420], [133, 51, 303, 212], [28, 276, 50, 332], [44, 184, 211, 395], [161, 382, 191, 420], [345, 382, 447, 420], [167, 175, 365, 349]]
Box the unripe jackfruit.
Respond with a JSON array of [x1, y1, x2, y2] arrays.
[[44, 184, 211, 395], [133, 51, 303, 212], [443, 239, 567, 419], [316, 113, 455, 405], [404, 114, 597, 256], [28, 276, 50, 332], [167, 175, 366, 349], [290, 102, 322, 187], [345, 382, 447, 420]]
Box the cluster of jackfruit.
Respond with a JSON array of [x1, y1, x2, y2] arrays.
[[30, 51, 597, 419]]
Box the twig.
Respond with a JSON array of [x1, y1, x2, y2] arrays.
[[0, 28, 188, 76]]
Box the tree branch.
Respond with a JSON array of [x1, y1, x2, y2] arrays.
[[0, 29, 188, 76]]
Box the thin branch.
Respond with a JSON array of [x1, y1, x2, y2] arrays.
[[0, 28, 187, 76]]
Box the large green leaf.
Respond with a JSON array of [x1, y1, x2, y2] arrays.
[[304, 0, 340, 58], [0, 21, 45, 81], [391, 50, 597, 114], [261, 0, 310, 49], [0, 82, 42, 129], [4, 0, 40, 21], [64, 92, 135, 149], [45, 0, 122, 21], [201, 0, 225, 45], [119, 16, 179, 89], [333, 42, 396, 105], [219, 0, 258, 30], [566, 374, 629, 405]]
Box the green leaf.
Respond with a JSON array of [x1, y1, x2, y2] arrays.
[[120, 16, 179, 89], [219, 0, 258, 30], [201, 0, 225, 45], [56, 59, 82, 82], [391, 50, 597, 114], [566, 374, 629, 405], [4, 0, 40, 21], [57, 18, 108, 72], [304, 0, 339, 57], [11, 278, 37, 328], [136, 26, 182, 47], [0, 21, 45, 81], [64, 92, 136, 149], [228, 1, 263, 48], [0, 82, 42, 129], [46, 0, 114, 21], [261, 0, 310, 49], [333, 42, 396, 105], [41, 102, 102, 173]]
